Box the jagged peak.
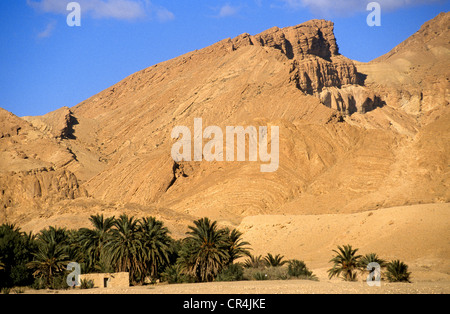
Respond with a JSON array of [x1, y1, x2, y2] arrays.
[[228, 19, 339, 61]]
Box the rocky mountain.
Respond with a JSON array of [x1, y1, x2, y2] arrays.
[[0, 14, 448, 240]]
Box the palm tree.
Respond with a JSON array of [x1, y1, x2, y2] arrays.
[[27, 242, 69, 288], [78, 214, 115, 272], [328, 244, 362, 281], [27, 227, 70, 288], [138, 217, 172, 280], [386, 260, 411, 283], [222, 228, 251, 265], [180, 218, 229, 282], [0, 224, 37, 288], [264, 253, 286, 267], [243, 254, 265, 269], [359, 253, 387, 280], [359, 253, 387, 270], [37, 226, 69, 246], [104, 215, 143, 284]]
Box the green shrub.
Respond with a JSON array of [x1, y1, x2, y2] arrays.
[[216, 264, 244, 282], [80, 279, 95, 289], [386, 260, 411, 283], [161, 264, 195, 284], [244, 266, 290, 281], [49, 274, 69, 290], [0, 224, 36, 288], [287, 260, 318, 281], [244, 260, 317, 281], [31, 277, 46, 290], [253, 272, 268, 281], [270, 267, 289, 280]]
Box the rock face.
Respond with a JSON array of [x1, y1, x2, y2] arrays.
[[228, 20, 360, 96], [24, 106, 77, 139], [320, 85, 385, 115], [0, 107, 88, 223], [289, 56, 360, 95], [0, 14, 449, 236], [230, 20, 339, 59], [0, 168, 87, 213]]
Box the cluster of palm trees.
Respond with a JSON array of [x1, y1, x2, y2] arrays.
[[0, 223, 36, 289], [241, 253, 317, 281], [328, 244, 411, 282], [76, 214, 174, 285], [0, 215, 252, 289], [20, 215, 172, 287], [0, 218, 412, 290]]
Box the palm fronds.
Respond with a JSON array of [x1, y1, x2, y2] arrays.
[[328, 244, 361, 281]]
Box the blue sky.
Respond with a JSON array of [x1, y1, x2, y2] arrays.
[[0, 0, 448, 117]]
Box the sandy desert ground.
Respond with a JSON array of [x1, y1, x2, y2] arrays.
[[238, 203, 450, 280], [24, 279, 450, 295], [19, 202, 450, 295]]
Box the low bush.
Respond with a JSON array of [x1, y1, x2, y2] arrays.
[[287, 260, 318, 281], [386, 260, 411, 283], [244, 266, 288, 281], [80, 279, 95, 289], [216, 264, 244, 282], [161, 264, 195, 284], [253, 272, 269, 281]]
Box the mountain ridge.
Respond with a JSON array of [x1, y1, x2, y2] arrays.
[[0, 13, 448, 238]]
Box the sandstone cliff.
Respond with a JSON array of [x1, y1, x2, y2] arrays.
[[227, 20, 361, 96]]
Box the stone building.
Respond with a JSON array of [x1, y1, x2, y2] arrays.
[[79, 272, 129, 288]]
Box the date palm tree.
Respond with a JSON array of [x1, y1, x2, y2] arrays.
[[104, 215, 143, 284], [37, 226, 69, 246], [328, 244, 362, 281], [0, 224, 36, 288], [78, 214, 115, 272], [264, 253, 286, 267], [27, 242, 69, 288], [180, 218, 229, 282], [222, 228, 251, 265], [27, 227, 70, 288], [359, 253, 387, 270], [359, 253, 387, 280], [138, 217, 172, 280], [243, 254, 265, 269]]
